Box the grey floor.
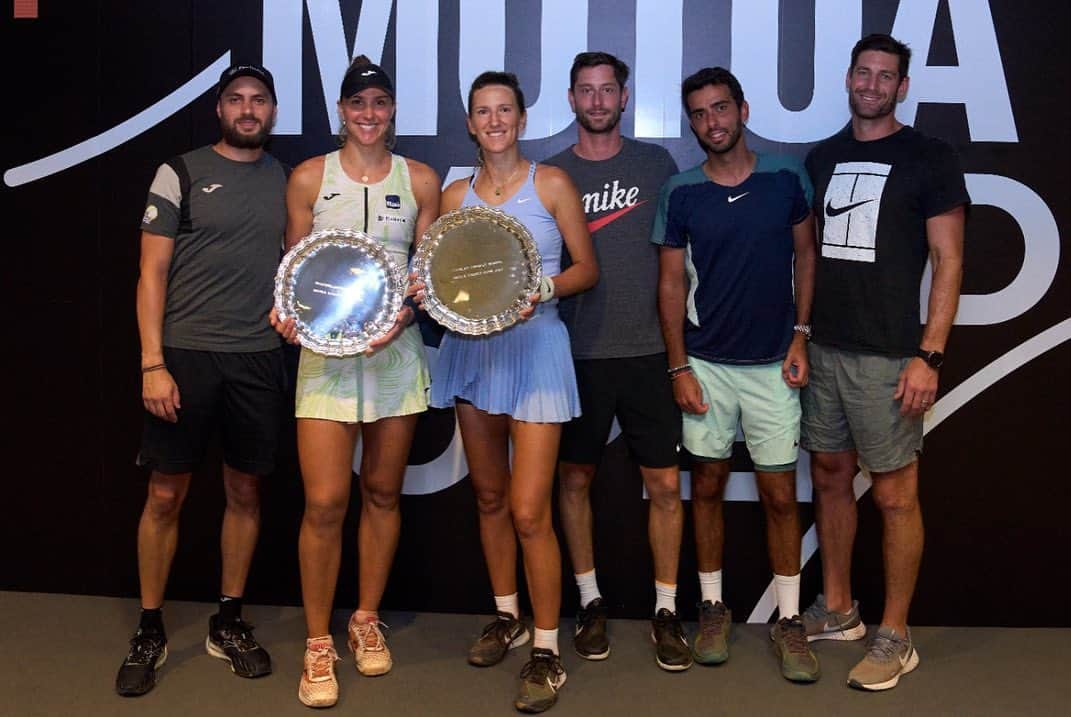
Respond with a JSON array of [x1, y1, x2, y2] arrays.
[[2, 591, 1065, 716]]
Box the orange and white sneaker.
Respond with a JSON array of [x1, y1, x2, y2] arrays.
[[348, 613, 393, 676], [298, 636, 340, 708]]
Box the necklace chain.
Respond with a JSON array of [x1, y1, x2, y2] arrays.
[[488, 161, 525, 196]]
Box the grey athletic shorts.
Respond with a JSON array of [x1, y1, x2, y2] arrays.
[[800, 342, 922, 473]]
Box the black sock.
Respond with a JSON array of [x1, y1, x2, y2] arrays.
[[218, 595, 243, 623], [138, 608, 165, 637]]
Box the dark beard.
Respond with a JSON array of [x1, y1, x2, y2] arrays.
[[848, 93, 896, 120], [220, 118, 271, 149], [576, 107, 622, 135]]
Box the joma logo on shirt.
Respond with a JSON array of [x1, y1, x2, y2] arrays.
[[582, 180, 640, 214]]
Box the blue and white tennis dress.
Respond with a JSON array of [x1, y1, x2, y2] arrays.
[[430, 163, 581, 423]]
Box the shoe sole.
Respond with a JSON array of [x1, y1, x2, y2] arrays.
[[205, 637, 271, 678], [650, 631, 693, 671], [468, 628, 530, 667], [848, 648, 920, 691], [692, 650, 728, 666], [298, 683, 338, 709], [514, 672, 567, 713], [575, 645, 610, 661], [807, 623, 867, 642], [116, 645, 169, 697]]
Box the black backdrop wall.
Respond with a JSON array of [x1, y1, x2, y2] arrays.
[[3, 0, 1068, 627]]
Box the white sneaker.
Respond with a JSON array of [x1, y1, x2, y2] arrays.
[[348, 613, 393, 676], [298, 636, 340, 708]]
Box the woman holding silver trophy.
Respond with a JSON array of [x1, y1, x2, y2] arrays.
[[419, 71, 597, 713], [271, 55, 440, 708]]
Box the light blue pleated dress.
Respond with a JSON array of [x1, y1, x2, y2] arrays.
[[430, 162, 581, 423]]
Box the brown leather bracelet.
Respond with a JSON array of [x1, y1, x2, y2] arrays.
[[141, 363, 167, 374]]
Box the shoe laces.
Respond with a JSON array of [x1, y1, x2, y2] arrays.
[[655, 610, 686, 642], [305, 643, 340, 681], [520, 650, 563, 685], [778, 619, 810, 655], [698, 602, 727, 637], [865, 631, 906, 662], [576, 602, 603, 631], [216, 618, 259, 651], [353, 618, 388, 652], [126, 631, 165, 665], [481, 613, 519, 643]]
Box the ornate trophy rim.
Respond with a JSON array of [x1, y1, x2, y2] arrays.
[[412, 206, 542, 336], [274, 228, 405, 357]]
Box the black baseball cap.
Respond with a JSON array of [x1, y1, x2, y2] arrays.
[[340, 60, 395, 100], [217, 64, 277, 104]]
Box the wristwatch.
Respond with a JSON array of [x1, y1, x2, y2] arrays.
[[917, 349, 944, 369], [793, 324, 812, 340]]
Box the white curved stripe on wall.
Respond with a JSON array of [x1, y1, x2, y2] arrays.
[[3, 53, 231, 187]]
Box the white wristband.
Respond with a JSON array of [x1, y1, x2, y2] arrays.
[[538, 275, 556, 303]]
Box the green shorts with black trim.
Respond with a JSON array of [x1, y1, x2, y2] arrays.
[[682, 357, 800, 471]]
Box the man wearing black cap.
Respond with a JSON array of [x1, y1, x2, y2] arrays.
[[115, 63, 289, 697]]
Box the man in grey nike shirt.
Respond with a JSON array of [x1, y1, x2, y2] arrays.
[[542, 51, 687, 672]]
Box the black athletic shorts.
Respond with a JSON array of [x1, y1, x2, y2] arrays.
[[138, 347, 287, 476], [559, 353, 681, 468]]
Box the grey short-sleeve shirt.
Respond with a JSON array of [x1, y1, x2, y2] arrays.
[[141, 146, 287, 352], [543, 138, 678, 359]]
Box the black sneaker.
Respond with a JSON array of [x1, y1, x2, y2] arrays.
[[574, 597, 610, 660], [514, 648, 567, 713], [650, 608, 693, 671], [205, 614, 272, 678], [116, 628, 168, 696], [468, 611, 530, 666]]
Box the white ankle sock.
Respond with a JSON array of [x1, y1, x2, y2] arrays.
[[494, 593, 520, 619], [699, 570, 723, 604], [773, 573, 801, 619], [533, 627, 559, 655], [574, 569, 602, 608], [654, 581, 677, 614]]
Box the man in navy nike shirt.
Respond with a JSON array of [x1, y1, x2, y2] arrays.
[[652, 66, 819, 682]]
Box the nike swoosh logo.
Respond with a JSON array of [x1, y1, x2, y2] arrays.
[[587, 200, 646, 233], [728, 192, 749, 203], [322, 192, 341, 200], [202, 184, 222, 193], [517, 197, 532, 204], [826, 198, 876, 217]]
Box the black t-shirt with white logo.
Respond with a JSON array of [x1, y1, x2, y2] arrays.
[[805, 126, 969, 357]]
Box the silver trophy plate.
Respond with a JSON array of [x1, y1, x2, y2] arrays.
[[413, 206, 542, 335], [274, 228, 405, 356]]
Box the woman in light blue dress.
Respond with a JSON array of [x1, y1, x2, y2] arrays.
[[429, 71, 597, 713]]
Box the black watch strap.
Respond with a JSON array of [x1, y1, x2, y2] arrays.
[[917, 349, 944, 369]]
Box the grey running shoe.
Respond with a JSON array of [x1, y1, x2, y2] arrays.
[[801, 594, 866, 642], [514, 648, 567, 713], [206, 615, 272, 678], [574, 597, 610, 660], [692, 600, 732, 665], [770, 617, 821, 683], [848, 626, 919, 691], [468, 611, 530, 667], [115, 629, 168, 696], [651, 608, 693, 671]]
